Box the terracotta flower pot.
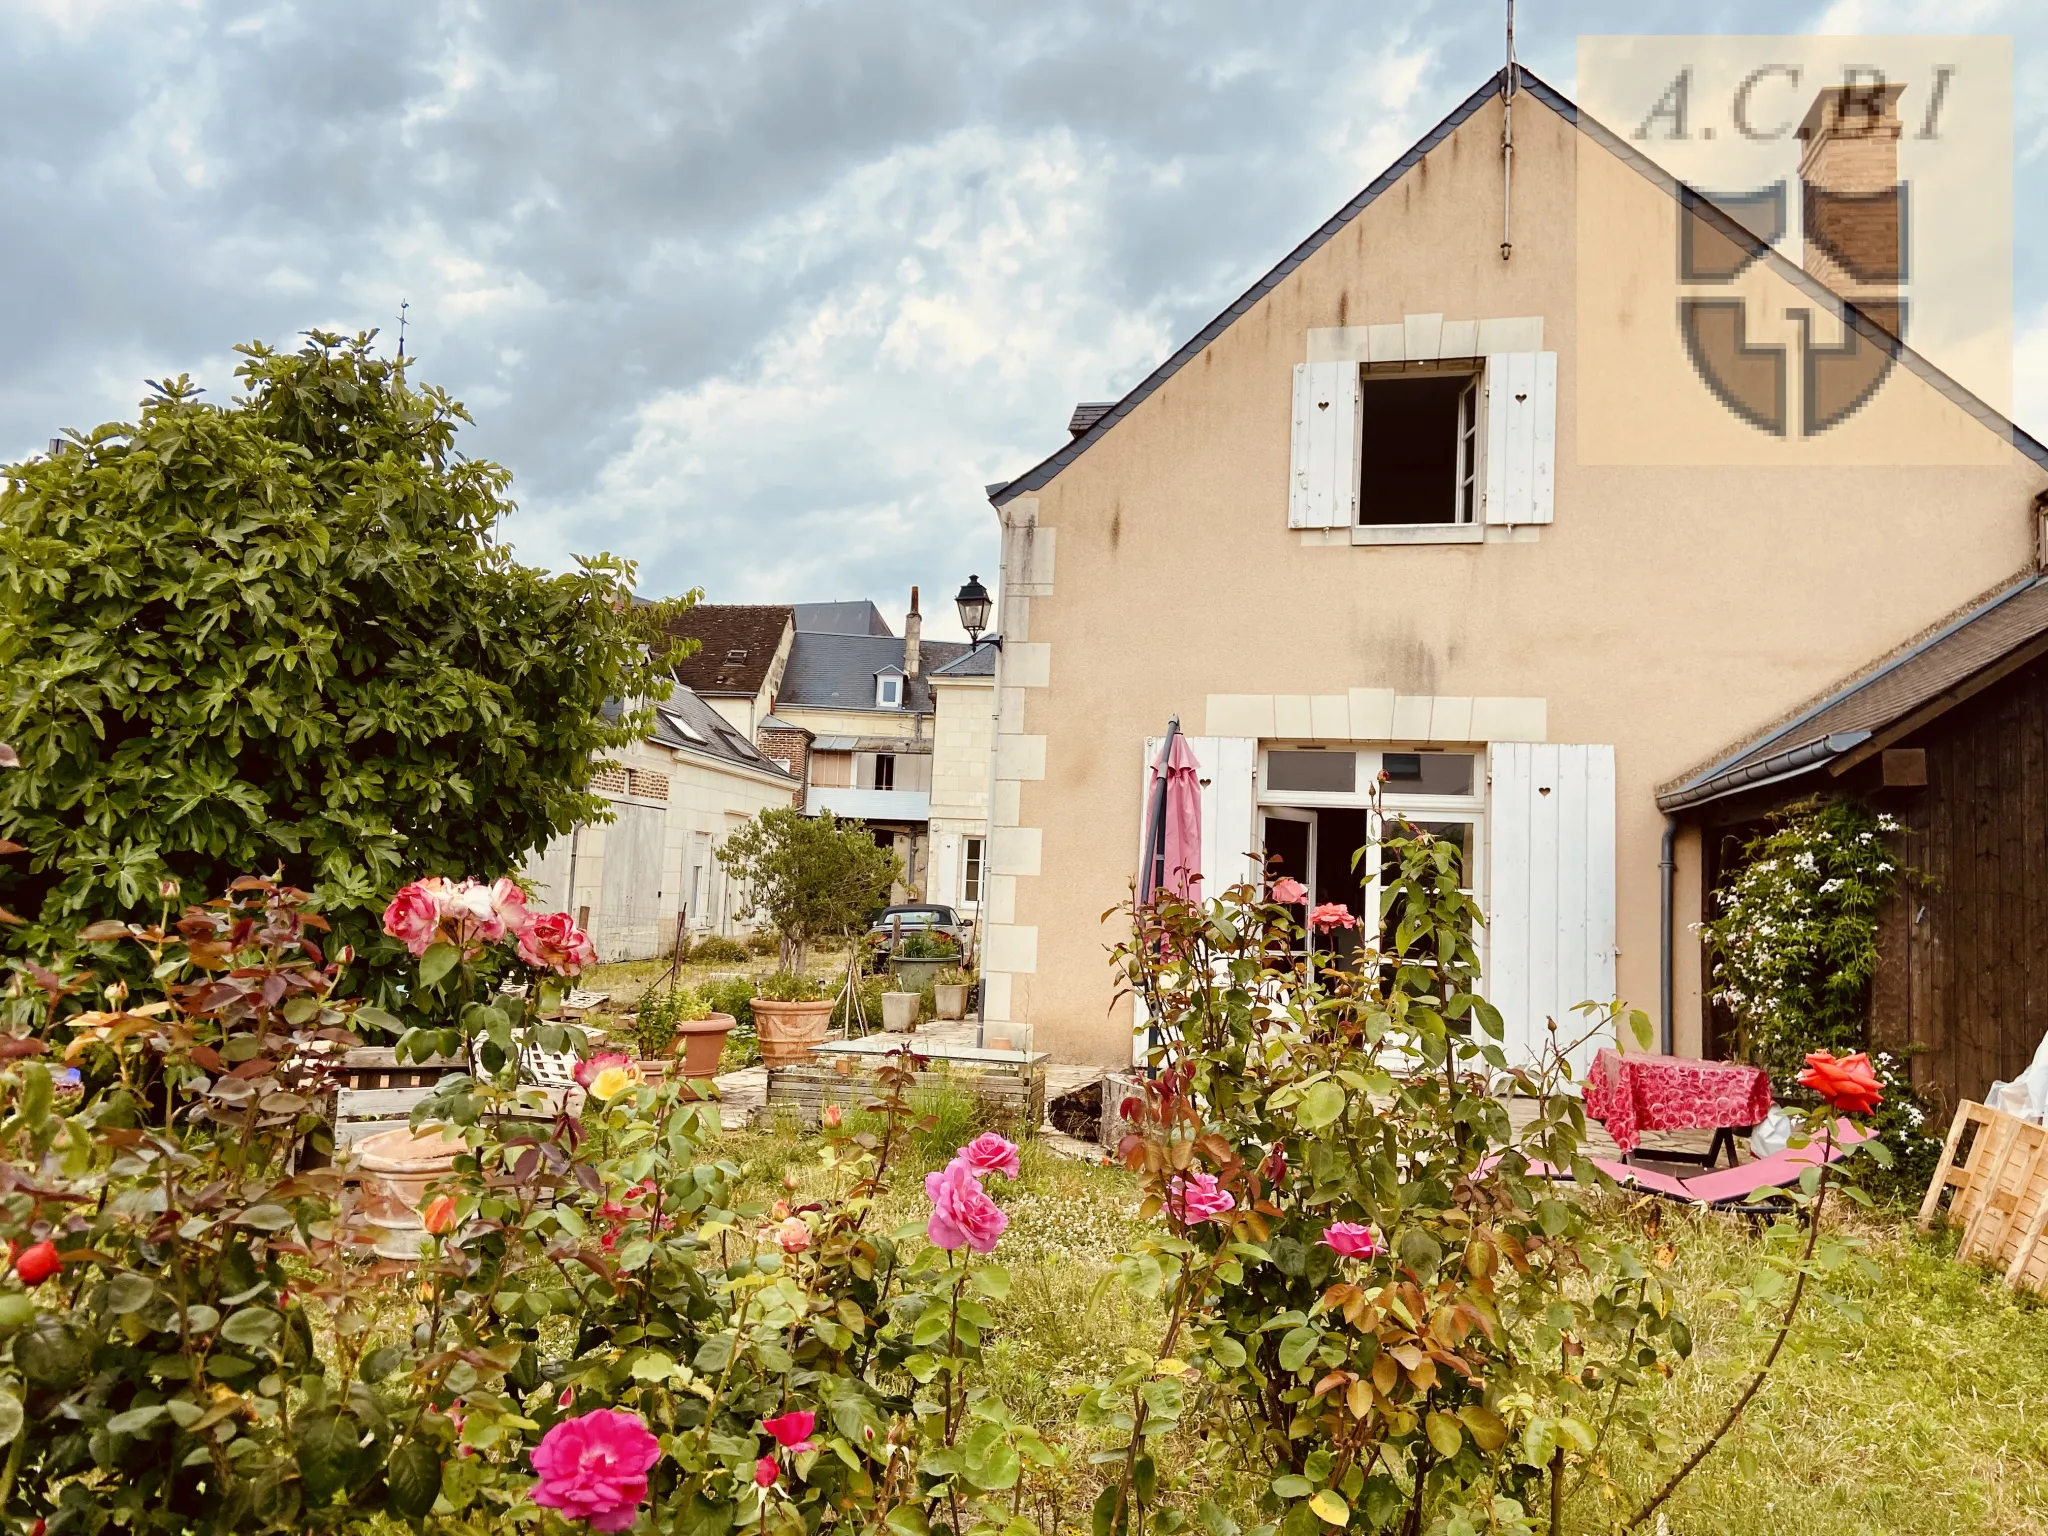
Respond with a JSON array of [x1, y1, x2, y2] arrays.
[[353, 1127, 466, 1213], [673, 1012, 737, 1078], [753, 998, 834, 1066]]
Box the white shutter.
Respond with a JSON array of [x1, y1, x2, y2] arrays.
[[1482, 351, 1557, 525], [1288, 362, 1361, 529], [1485, 743, 1616, 1072]]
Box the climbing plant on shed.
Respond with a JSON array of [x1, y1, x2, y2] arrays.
[[1699, 797, 1904, 1084], [0, 332, 690, 957]]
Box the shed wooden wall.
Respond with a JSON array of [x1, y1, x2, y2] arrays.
[[1871, 652, 2048, 1114]]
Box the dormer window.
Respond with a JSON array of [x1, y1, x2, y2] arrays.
[[876, 673, 903, 707]]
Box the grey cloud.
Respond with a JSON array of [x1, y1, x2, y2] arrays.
[[2, 0, 2042, 632]]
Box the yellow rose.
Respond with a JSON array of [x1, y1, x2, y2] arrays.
[[589, 1064, 643, 1101]]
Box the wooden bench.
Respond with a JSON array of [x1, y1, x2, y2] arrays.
[[767, 1037, 1049, 1136]]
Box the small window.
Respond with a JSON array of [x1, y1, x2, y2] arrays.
[[1268, 750, 1356, 794], [874, 753, 896, 791], [724, 648, 749, 664], [877, 674, 902, 707], [1382, 751, 1476, 797], [1358, 372, 1480, 526], [962, 836, 984, 904]]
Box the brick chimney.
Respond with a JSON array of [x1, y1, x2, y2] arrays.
[[1797, 80, 1906, 327], [904, 586, 922, 679]]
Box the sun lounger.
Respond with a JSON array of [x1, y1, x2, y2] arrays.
[[1516, 1121, 1871, 1207]]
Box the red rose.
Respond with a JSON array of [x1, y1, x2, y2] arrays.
[[13, 1239, 59, 1286], [518, 911, 598, 975], [1797, 1051, 1883, 1117]]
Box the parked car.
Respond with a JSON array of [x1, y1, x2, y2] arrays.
[[864, 904, 968, 967]]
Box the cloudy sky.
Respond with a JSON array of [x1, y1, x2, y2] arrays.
[[4, 0, 2042, 639]]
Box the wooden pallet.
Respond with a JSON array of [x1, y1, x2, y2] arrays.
[[1918, 1100, 2048, 1292]]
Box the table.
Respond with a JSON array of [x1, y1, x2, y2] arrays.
[[1582, 1049, 1772, 1163]]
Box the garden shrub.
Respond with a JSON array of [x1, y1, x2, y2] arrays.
[[754, 969, 830, 1004], [0, 333, 688, 959], [701, 973, 758, 1027], [0, 875, 1054, 1536], [1700, 797, 1938, 1200], [689, 935, 751, 966], [623, 985, 713, 1059], [716, 808, 897, 972], [1085, 823, 1888, 1535]]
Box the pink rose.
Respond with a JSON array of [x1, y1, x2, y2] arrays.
[[1164, 1171, 1236, 1225], [442, 878, 505, 940], [574, 1052, 635, 1088], [925, 1157, 1009, 1253], [755, 1455, 779, 1488], [1309, 902, 1357, 932], [1320, 1221, 1384, 1260], [760, 1411, 815, 1452], [776, 1217, 811, 1254], [528, 1408, 662, 1532], [1270, 876, 1309, 905], [382, 881, 443, 957], [521, 910, 598, 974], [488, 876, 531, 937], [956, 1132, 1021, 1181]]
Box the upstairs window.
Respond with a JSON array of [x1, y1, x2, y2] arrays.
[[874, 753, 896, 791], [1358, 373, 1479, 526], [876, 673, 903, 707], [1288, 351, 1556, 532]]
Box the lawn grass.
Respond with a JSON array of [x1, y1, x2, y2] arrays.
[[725, 1118, 2048, 1536]]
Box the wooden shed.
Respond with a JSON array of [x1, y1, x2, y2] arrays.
[[1661, 572, 2048, 1114]]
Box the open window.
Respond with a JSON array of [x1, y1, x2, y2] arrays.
[[1358, 371, 1481, 526]]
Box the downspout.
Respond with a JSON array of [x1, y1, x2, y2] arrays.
[[1658, 816, 1677, 1055]]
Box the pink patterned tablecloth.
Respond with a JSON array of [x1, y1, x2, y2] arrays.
[[1581, 1050, 1772, 1154]]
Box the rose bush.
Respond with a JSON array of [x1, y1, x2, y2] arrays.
[[1084, 820, 1887, 1536]]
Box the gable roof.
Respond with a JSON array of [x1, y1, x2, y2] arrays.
[[1660, 573, 2048, 811], [648, 684, 793, 780], [662, 604, 792, 697], [794, 600, 894, 637], [779, 630, 970, 715], [989, 66, 2047, 507]]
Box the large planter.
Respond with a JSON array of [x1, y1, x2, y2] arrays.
[[933, 982, 970, 1021], [753, 998, 834, 1066], [673, 1012, 737, 1078], [889, 955, 950, 991], [881, 991, 921, 1033]]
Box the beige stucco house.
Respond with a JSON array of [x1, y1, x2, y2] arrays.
[[926, 644, 998, 927], [975, 67, 2048, 1066]]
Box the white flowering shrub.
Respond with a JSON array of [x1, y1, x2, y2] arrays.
[[1700, 797, 1942, 1196]]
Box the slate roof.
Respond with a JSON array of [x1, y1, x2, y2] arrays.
[[988, 66, 2047, 506], [779, 631, 970, 714], [663, 605, 793, 697], [649, 685, 791, 779], [1660, 575, 2048, 810], [930, 644, 999, 678], [794, 600, 894, 637]]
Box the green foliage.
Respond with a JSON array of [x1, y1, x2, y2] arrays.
[[624, 984, 714, 1058], [701, 973, 758, 1027], [834, 972, 887, 1032], [1087, 815, 1886, 1535], [717, 807, 899, 971], [755, 968, 831, 1003], [689, 934, 752, 965], [0, 332, 688, 956], [0, 878, 1049, 1536], [897, 932, 959, 961], [1700, 798, 1905, 1082]]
